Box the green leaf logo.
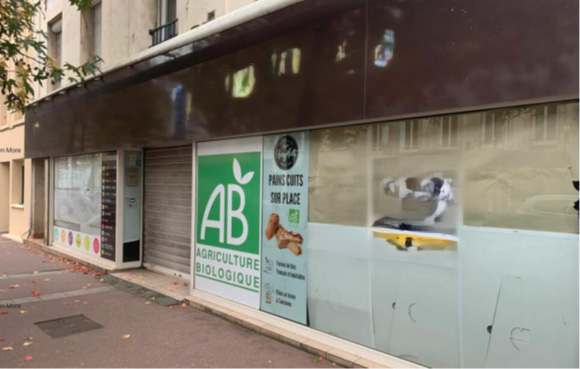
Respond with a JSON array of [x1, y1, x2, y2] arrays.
[[233, 158, 254, 185]]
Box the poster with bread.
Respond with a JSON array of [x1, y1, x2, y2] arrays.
[[261, 132, 309, 324]]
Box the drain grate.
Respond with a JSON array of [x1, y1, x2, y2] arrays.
[[35, 314, 103, 338]]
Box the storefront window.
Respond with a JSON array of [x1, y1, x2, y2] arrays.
[[53, 152, 117, 261], [306, 101, 578, 367], [54, 153, 102, 235]]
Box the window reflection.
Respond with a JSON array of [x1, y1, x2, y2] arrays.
[[374, 29, 395, 67], [336, 40, 347, 62], [271, 48, 301, 76], [224, 65, 256, 98]]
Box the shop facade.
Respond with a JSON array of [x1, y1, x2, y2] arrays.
[[25, 0, 579, 367]]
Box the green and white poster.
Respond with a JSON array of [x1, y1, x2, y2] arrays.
[[195, 138, 262, 309], [261, 132, 309, 324]]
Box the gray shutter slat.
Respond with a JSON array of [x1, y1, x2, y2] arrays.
[[143, 146, 192, 277]]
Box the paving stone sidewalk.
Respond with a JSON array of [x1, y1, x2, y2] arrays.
[[0, 238, 336, 368]]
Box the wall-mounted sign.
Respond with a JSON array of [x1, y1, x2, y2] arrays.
[[100, 152, 117, 261], [126, 167, 139, 187], [195, 138, 262, 309], [261, 132, 309, 324]]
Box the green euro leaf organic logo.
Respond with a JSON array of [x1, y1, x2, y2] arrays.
[[200, 158, 255, 247]]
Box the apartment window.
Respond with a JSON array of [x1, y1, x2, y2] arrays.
[[91, 2, 102, 62], [48, 17, 62, 89], [531, 104, 558, 143], [82, 2, 102, 65], [372, 124, 390, 151], [402, 119, 419, 150], [480, 111, 496, 146], [440, 115, 458, 147], [150, 0, 177, 46], [11, 160, 24, 205], [158, 0, 176, 25]]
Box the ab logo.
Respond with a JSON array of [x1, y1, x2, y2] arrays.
[[197, 152, 261, 255]]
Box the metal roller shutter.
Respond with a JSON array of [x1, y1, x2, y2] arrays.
[[143, 146, 192, 279]]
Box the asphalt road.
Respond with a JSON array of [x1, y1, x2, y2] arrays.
[[0, 238, 336, 368]]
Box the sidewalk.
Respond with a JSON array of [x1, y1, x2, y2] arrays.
[[0, 237, 336, 368]]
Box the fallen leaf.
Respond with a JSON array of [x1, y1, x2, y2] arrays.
[[149, 296, 155, 301], [24, 355, 33, 361], [83, 302, 88, 305], [144, 301, 151, 305], [19, 310, 27, 314], [31, 290, 40, 297], [74, 300, 80, 303], [98, 278, 104, 282], [173, 281, 178, 285], [2, 346, 13, 351], [32, 271, 38, 274], [183, 282, 188, 287], [0, 311, 7, 315], [181, 302, 188, 307], [86, 284, 91, 287], [121, 334, 131, 339], [23, 341, 32, 346], [8, 284, 19, 289], [31, 280, 38, 284]]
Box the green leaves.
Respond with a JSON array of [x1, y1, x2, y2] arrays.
[[0, 0, 103, 113], [68, 0, 94, 12]]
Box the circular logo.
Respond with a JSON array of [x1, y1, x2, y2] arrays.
[[68, 232, 73, 246], [54, 228, 59, 242], [75, 234, 81, 248], [93, 238, 100, 254], [274, 135, 298, 170], [60, 230, 65, 243], [84, 236, 90, 251]]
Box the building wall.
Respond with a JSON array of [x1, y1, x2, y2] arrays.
[[35, 0, 251, 97], [100, 0, 157, 66], [37, 0, 157, 97], [0, 122, 31, 241], [176, 0, 254, 38]]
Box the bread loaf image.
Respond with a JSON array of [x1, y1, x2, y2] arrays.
[[287, 242, 302, 256], [275, 226, 304, 245], [265, 212, 304, 257], [265, 213, 280, 240]]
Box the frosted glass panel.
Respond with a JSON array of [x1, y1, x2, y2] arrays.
[[54, 154, 102, 236], [307, 101, 579, 368]]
